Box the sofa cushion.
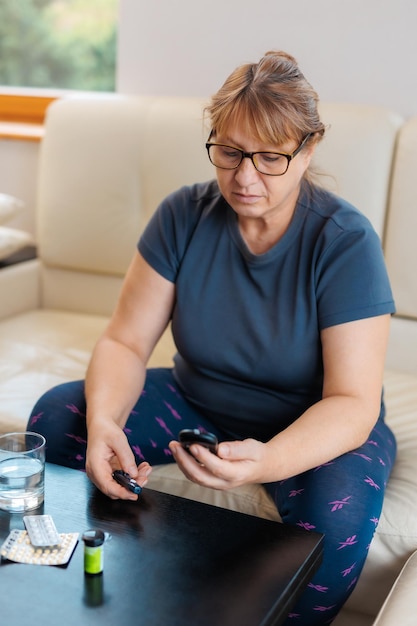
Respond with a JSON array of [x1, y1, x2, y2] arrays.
[[0, 193, 24, 224], [0, 310, 109, 434], [38, 98, 149, 276], [314, 103, 402, 237], [372, 550, 417, 625], [0, 308, 175, 434], [385, 116, 417, 321], [148, 463, 282, 521], [0, 227, 33, 260]]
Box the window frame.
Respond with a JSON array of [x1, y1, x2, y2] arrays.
[[0, 91, 59, 142]]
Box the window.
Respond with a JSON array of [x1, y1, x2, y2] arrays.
[[0, 0, 118, 139], [0, 0, 117, 92]]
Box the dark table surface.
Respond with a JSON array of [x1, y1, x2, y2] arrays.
[[0, 463, 323, 626]]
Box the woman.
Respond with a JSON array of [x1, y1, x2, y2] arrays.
[[28, 51, 396, 624]]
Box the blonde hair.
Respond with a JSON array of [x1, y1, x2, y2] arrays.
[[205, 51, 325, 148]]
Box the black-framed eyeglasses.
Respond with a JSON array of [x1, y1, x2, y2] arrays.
[[205, 132, 313, 176]]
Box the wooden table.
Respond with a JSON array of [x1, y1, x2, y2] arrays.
[[0, 463, 323, 625]]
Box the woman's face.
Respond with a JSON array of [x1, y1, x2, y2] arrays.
[[213, 124, 315, 227]]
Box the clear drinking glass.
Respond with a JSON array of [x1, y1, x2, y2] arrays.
[[0, 432, 46, 512]]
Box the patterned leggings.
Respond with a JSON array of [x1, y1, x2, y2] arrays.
[[27, 368, 396, 625]]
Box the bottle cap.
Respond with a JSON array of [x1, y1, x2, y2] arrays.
[[82, 529, 105, 547]]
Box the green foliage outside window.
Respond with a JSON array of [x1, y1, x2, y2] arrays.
[[0, 0, 117, 91]]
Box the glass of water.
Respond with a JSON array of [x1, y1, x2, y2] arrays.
[[0, 432, 46, 512]]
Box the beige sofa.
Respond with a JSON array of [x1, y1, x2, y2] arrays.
[[1, 96, 417, 625]]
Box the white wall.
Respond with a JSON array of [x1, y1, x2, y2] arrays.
[[117, 0, 417, 119]]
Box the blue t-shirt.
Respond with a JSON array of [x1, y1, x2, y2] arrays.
[[138, 180, 395, 440]]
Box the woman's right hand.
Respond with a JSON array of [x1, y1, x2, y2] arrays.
[[85, 420, 152, 500]]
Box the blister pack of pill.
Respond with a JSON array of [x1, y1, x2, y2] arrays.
[[23, 515, 61, 547], [0, 529, 79, 566]]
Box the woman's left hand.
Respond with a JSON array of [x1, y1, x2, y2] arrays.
[[169, 438, 272, 490]]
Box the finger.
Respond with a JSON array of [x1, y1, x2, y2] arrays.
[[217, 438, 259, 461], [87, 442, 144, 500], [108, 481, 140, 501], [170, 441, 218, 470], [111, 439, 138, 477], [108, 462, 152, 499], [169, 442, 211, 476], [106, 466, 150, 501], [170, 441, 233, 488], [135, 462, 153, 483]]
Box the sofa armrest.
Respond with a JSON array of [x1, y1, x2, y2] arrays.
[[373, 551, 417, 625], [0, 259, 41, 320]]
